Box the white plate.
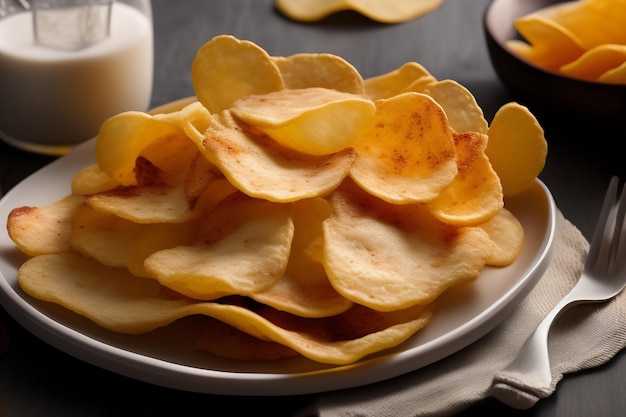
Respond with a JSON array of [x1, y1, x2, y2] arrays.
[[0, 116, 556, 396]]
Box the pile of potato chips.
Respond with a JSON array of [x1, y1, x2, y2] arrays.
[[508, 0, 626, 84], [7, 35, 547, 365], [275, 0, 445, 23]]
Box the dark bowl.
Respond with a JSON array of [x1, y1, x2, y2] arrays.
[[484, 0, 626, 123]]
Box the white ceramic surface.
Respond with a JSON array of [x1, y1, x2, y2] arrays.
[[0, 114, 556, 395]]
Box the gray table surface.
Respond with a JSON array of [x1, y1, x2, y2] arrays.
[[1, 0, 626, 415]]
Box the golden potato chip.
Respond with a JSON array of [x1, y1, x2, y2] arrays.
[[507, 16, 585, 71], [275, 0, 444, 23], [96, 112, 187, 186], [272, 53, 365, 94], [230, 87, 375, 155], [364, 62, 436, 101], [349, 92, 457, 204], [486, 102, 547, 198], [69, 204, 200, 275], [143, 195, 294, 300], [86, 184, 200, 224], [428, 132, 503, 226], [252, 198, 353, 318], [323, 180, 493, 311], [424, 80, 489, 135], [71, 164, 119, 195], [559, 44, 626, 82], [153, 101, 212, 145], [191, 35, 284, 114], [598, 61, 626, 84], [477, 208, 524, 267], [527, 0, 626, 50], [199, 110, 356, 202], [7, 195, 84, 256], [18, 252, 434, 364]]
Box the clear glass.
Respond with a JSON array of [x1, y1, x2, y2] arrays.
[[0, 0, 153, 155]]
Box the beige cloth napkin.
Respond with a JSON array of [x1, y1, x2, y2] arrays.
[[297, 210, 626, 416]]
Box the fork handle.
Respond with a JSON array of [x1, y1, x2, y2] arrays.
[[489, 294, 582, 409]]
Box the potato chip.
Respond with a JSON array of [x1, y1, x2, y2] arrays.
[[86, 184, 201, 224], [199, 110, 356, 202], [349, 92, 457, 204], [424, 80, 489, 135], [143, 194, 294, 300], [252, 198, 353, 318], [191, 35, 284, 114], [153, 101, 212, 145], [364, 62, 436, 101], [275, 0, 444, 23], [230, 87, 375, 155], [71, 164, 119, 195], [598, 61, 626, 84], [507, 16, 585, 71], [272, 53, 365, 94], [18, 252, 434, 364], [486, 102, 547, 198], [559, 44, 626, 82], [95, 112, 187, 186], [69, 204, 200, 275], [527, 0, 626, 51], [428, 132, 503, 226], [477, 208, 524, 267], [7, 195, 84, 256], [323, 179, 493, 311]]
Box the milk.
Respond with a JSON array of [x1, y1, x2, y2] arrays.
[[0, 2, 153, 154]]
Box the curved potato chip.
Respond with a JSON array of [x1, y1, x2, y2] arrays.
[[96, 111, 188, 186], [323, 180, 493, 311], [252, 198, 353, 318], [18, 252, 434, 364], [275, 0, 444, 23], [272, 53, 365, 94], [199, 110, 356, 202], [231, 87, 375, 155], [527, 0, 626, 50], [598, 61, 626, 85], [7, 195, 84, 256], [477, 207, 524, 267], [71, 164, 119, 195], [559, 44, 626, 82], [424, 80, 489, 135], [153, 101, 213, 144], [350, 92, 457, 204], [364, 62, 436, 101], [507, 16, 585, 71], [428, 132, 503, 226], [144, 195, 294, 300], [486, 102, 547, 198], [191, 35, 284, 114]]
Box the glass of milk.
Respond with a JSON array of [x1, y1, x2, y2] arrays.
[[0, 0, 153, 155]]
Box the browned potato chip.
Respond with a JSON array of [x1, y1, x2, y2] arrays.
[[7, 195, 85, 256], [199, 110, 356, 202], [323, 180, 493, 311], [350, 92, 457, 203], [428, 132, 503, 226]]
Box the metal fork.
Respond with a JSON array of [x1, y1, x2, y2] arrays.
[[491, 175, 626, 404]]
